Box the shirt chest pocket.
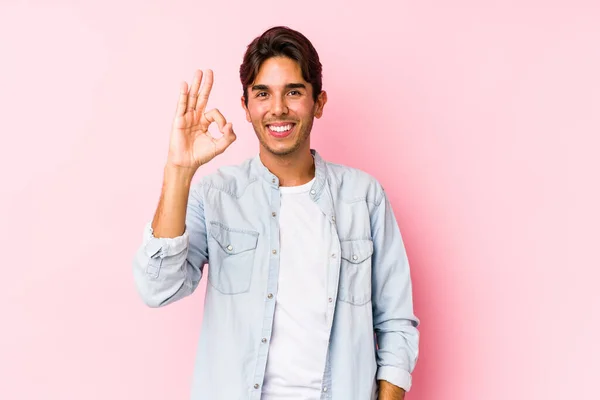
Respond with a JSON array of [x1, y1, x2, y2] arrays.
[[207, 222, 259, 295], [338, 239, 373, 305]]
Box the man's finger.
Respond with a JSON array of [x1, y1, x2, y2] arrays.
[[186, 70, 203, 112], [214, 123, 237, 155], [175, 81, 189, 117], [202, 108, 227, 132], [195, 69, 214, 114]]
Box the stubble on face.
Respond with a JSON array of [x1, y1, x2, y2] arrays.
[[251, 116, 314, 157]]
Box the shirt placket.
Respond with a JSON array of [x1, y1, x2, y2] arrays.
[[317, 183, 341, 399], [250, 176, 282, 399]]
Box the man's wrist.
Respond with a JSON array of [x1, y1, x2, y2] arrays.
[[164, 163, 196, 186], [378, 379, 406, 400]]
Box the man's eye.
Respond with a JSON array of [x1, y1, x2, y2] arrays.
[[289, 90, 301, 96], [256, 92, 268, 97]]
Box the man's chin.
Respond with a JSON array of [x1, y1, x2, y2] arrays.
[[265, 146, 297, 157], [259, 140, 300, 157], [256, 136, 288, 155]]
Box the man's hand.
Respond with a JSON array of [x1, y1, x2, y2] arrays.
[[378, 380, 406, 400], [167, 69, 236, 172]]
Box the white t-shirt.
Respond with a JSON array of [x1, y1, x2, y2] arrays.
[[261, 178, 332, 399]]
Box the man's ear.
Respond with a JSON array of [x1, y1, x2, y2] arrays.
[[241, 96, 251, 122], [314, 90, 328, 119]]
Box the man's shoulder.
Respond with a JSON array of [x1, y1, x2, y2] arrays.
[[324, 160, 385, 205], [325, 160, 379, 183], [192, 156, 256, 197]]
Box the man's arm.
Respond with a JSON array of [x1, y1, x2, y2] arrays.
[[151, 164, 196, 238], [371, 187, 420, 394]]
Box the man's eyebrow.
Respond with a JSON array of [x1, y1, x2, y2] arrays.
[[285, 83, 306, 90], [251, 83, 307, 91], [251, 84, 269, 91]]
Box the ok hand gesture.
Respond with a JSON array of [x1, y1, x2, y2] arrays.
[[167, 70, 236, 171]]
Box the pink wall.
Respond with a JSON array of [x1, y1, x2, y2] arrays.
[[1, 0, 598, 399]]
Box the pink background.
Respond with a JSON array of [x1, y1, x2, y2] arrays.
[[1, 0, 598, 399]]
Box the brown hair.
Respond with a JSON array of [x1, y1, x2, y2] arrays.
[[240, 26, 323, 106]]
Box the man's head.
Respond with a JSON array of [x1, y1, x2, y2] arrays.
[[240, 26, 327, 157]]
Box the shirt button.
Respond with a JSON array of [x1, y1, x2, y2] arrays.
[[272, 212, 277, 217], [331, 216, 336, 222], [254, 383, 260, 389], [261, 338, 267, 343], [267, 293, 273, 299], [227, 245, 233, 251], [331, 253, 335, 258], [352, 255, 358, 261], [272, 249, 277, 255], [272, 178, 276, 183], [328, 297, 333, 303], [323, 386, 328, 392], [310, 189, 316, 195]]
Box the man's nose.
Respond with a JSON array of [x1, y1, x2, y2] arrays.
[[270, 96, 289, 116]]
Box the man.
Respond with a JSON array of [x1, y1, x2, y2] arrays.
[[133, 26, 419, 400]]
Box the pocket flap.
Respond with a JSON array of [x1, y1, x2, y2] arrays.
[[209, 223, 258, 255], [340, 239, 374, 264]]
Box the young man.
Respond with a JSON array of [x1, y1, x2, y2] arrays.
[[133, 26, 419, 400]]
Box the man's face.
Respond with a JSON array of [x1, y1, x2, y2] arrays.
[[242, 56, 327, 157]]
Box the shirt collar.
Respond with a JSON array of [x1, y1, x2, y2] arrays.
[[252, 149, 327, 199]]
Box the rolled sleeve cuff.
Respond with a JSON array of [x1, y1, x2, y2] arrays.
[[143, 222, 189, 258], [377, 366, 412, 392]]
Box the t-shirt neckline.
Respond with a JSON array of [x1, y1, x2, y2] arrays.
[[279, 177, 316, 194]]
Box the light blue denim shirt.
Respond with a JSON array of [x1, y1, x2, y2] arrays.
[[133, 150, 419, 400]]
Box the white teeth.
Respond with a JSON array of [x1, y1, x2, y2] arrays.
[[269, 124, 293, 133]]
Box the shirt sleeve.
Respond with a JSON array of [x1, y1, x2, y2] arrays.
[[132, 182, 209, 307], [371, 187, 420, 391]]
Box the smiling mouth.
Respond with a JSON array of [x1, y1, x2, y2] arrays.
[[266, 123, 297, 138], [266, 123, 295, 133]]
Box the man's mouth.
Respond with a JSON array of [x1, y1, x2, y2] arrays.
[[266, 123, 296, 138]]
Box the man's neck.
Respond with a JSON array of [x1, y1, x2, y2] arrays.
[[259, 147, 315, 187]]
